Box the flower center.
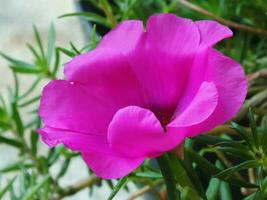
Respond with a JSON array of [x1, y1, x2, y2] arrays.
[[154, 111, 172, 132]]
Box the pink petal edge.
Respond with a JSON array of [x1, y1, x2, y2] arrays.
[[82, 152, 145, 179]]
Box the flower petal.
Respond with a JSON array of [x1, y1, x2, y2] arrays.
[[38, 126, 114, 154], [108, 106, 188, 158], [128, 14, 200, 114], [39, 126, 143, 179], [39, 80, 115, 134], [64, 48, 146, 108], [195, 20, 232, 47], [97, 20, 144, 55], [168, 81, 218, 127], [145, 14, 200, 56], [181, 48, 247, 137], [82, 152, 145, 179], [40, 48, 146, 134]]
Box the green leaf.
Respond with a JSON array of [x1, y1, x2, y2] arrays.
[[194, 134, 233, 145], [46, 23, 56, 64], [231, 122, 255, 151], [0, 107, 7, 117], [168, 153, 201, 200], [30, 130, 39, 156], [107, 176, 128, 200], [0, 121, 11, 130], [26, 43, 42, 62], [195, 135, 254, 160], [206, 176, 221, 200], [135, 171, 163, 179], [10, 65, 42, 74], [9, 184, 19, 200], [57, 47, 76, 58], [91, 24, 99, 49], [11, 102, 24, 136], [19, 95, 40, 108], [206, 161, 222, 200], [186, 148, 258, 188], [19, 78, 41, 100], [21, 175, 50, 200], [0, 158, 32, 173], [244, 192, 257, 200], [0, 136, 23, 149], [0, 177, 16, 199], [214, 160, 259, 179], [253, 177, 267, 200], [19, 167, 29, 195], [12, 72, 19, 99], [38, 156, 49, 174], [180, 186, 196, 200], [0, 95, 6, 109], [195, 134, 247, 149], [69, 42, 81, 55], [157, 154, 181, 200], [0, 52, 40, 74], [106, 180, 114, 190], [216, 146, 254, 160], [56, 157, 71, 179], [220, 181, 232, 200], [248, 108, 260, 149], [52, 47, 61, 75], [48, 145, 64, 165], [33, 25, 45, 60], [0, 107, 8, 118], [183, 149, 208, 200], [98, 0, 117, 26], [0, 52, 34, 68], [59, 12, 111, 27]]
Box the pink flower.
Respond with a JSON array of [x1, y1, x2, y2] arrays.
[[38, 14, 247, 179]]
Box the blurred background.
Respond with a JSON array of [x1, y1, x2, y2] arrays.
[[1, 0, 267, 200], [0, 0, 85, 92], [0, 0, 139, 199]]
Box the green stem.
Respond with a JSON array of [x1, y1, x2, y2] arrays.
[[54, 175, 100, 199], [99, 0, 117, 27], [157, 154, 180, 200]]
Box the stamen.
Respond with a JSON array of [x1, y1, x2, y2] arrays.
[[154, 111, 171, 132]]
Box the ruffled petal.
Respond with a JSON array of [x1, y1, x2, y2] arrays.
[[128, 14, 200, 114], [108, 106, 188, 158], [180, 48, 247, 137], [97, 20, 144, 55], [195, 20, 232, 47], [145, 14, 200, 56], [82, 152, 145, 179], [168, 81, 218, 127]]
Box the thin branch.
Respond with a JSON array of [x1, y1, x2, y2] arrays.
[[98, 0, 117, 27], [247, 69, 267, 83], [128, 181, 163, 200], [128, 185, 151, 200], [178, 0, 267, 37], [52, 174, 100, 200], [208, 124, 238, 136], [234, 89, 267, 121]]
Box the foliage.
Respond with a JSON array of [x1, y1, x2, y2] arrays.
[[0, 0, 267, 199]]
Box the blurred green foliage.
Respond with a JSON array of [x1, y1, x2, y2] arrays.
[[0, 0, 267, 199]]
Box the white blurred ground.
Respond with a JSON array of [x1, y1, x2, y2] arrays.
[[0, 1, 142, 199]]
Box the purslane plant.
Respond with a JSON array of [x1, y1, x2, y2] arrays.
[[1, 1, 267, 199], [38, 14, 247, 180]]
